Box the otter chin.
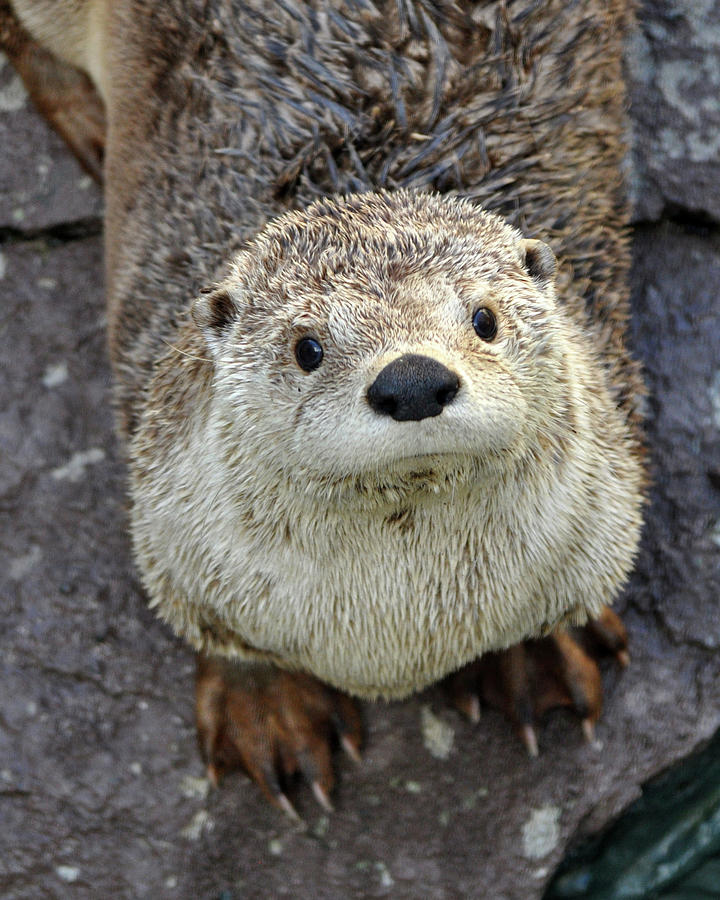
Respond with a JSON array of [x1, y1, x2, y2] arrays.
[[129, 190, 644, 700]]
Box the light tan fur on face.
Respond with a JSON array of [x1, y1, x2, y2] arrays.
[[130, 191, 644, 699]]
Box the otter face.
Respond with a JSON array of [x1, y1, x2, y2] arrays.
[[192, 191, 564, 491]]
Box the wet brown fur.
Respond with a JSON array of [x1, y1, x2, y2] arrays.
[[89, 0, 643, 445], [5, 0, 642, 436]]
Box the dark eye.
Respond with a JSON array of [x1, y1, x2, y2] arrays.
[[472, 307, 497, 341], [295, 337, 324, 372]]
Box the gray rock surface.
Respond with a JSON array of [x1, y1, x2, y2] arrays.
[[629, 0, 720, 222], [0, 52, 102, 232], [2, 10, 720, 899], [630, 226, 720, 655]]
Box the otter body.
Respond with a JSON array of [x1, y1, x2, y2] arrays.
[[7, 0, 644, 794], [112, 0, 643, 699]]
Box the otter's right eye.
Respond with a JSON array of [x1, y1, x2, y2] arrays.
[[295, 337, 324, 372], [472, 307, 497, 341]]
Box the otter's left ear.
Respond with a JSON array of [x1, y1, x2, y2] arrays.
[[191, 287, 240, 355], [519, 239, 556, 287]]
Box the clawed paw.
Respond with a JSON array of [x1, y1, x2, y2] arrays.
[[196, 607, 627, 815], [445, 606, 629, 755], [195, 656, 362, 820]]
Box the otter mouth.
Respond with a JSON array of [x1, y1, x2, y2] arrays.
[[389, 448, 472, 471], [347, 453, 477, 500], [394, 453, 450, 476]]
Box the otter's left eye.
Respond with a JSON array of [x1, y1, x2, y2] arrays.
[[295, 337, 324, 372], [472, 307, 497, 341]]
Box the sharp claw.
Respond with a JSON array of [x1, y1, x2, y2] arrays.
[[616, 649, 630, 668], [582, 718, 596, 745], [521, 724, 539, 758], [206, 764, 219, 788], [341, 734, 362, 764], [454, 693, 481, 724], [467, 694, 481, 724], [277, 792, 302, 823], [312, 781, 335, 813]]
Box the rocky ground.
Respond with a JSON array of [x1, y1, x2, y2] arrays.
[[1, 2, 720, 898]]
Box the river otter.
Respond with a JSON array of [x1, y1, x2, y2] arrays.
[[4, 0, 644, 814]]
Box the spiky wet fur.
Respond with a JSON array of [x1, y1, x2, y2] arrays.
[[98, 0, 642, 440]]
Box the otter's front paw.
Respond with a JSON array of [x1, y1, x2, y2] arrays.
[[446, 606, 629, 755], [195, 655, 362, 818]]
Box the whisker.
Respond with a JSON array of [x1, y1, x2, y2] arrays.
[[160, 337, 214, 363]]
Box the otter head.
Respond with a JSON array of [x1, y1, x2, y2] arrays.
[[190, 190, 563, 500]]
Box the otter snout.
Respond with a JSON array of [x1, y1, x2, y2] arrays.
[[367, 354, 460, 422]]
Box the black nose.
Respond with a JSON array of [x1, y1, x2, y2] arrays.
[[367, 354, 460, 422]]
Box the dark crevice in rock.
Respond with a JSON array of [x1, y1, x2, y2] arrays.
[[633, 204, 720, 237], [0, 788, 32, 798], [661, 203, 720, 236], [0, 217, 103, 247]]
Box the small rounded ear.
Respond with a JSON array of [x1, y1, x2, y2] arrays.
[[191, 287, 239, 354], [520, 239, 556, 286]]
